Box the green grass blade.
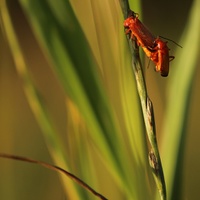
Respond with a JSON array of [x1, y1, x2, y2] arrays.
[[19, 0, 151, 199], [0, 1, 80, 199], [1, 0, 155, 198], [161, 0, 200, 199]]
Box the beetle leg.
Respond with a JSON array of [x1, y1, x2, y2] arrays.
[[169, 56, 175, 62]]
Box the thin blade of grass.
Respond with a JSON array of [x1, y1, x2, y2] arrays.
[[0, 0, 154, 198], [0, 1, 80, 199], [18, 0, 143, 198], [0, 153, 107, 200], [161, 0, 200, 199]]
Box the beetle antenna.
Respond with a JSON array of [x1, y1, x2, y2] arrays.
[[159, 36, 182, 48]]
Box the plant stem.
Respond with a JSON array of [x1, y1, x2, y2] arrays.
[[119, 1, 166, 199]]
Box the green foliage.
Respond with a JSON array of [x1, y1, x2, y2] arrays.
[[161, 0, 200, 199], [0, 0, 199, 199]]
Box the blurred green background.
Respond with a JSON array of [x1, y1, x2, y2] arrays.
[[0, 0, 199, 199]]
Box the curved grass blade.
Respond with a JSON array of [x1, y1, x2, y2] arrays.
[[0, 1, 80, 199], [1, 0, 153, 198], [18, 0, 142, 198], [161, 0, 200, 199], [0, 153, 107, 200]]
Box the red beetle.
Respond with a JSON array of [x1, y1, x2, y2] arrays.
[[124, 11, 175, 77]]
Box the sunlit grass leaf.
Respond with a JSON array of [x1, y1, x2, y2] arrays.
[[161, 0, 200, 199], [0, 1, 80, 199], [18, 0, 151, 199], [0, 0, 155, 199]]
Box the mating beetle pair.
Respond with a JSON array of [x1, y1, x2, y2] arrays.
[[124, 11, 181, 77]]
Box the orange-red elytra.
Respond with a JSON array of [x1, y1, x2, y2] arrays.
[[153, 38, 174, 77], [124, 10, 175, 77]]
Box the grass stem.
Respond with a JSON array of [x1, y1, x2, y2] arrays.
[[119, 1, 167, 199]]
